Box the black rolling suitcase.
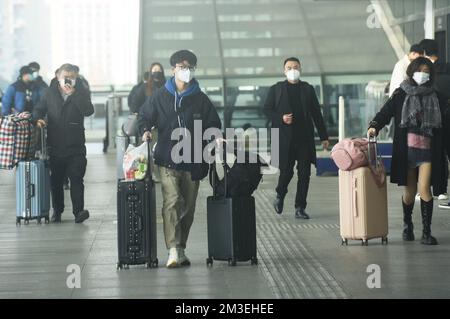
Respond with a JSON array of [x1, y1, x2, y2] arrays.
[[206, 149, 258, 267], [116, 142, 158, 270]]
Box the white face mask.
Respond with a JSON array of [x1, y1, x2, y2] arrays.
[[286, 69, 300, 82], [413, 72, 430, 86], [176, 69, 194, 84], [32, 72, 39, 79]]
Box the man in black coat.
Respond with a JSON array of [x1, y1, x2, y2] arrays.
[[264, 57, 329, 219], [34, 64, 94, 224]]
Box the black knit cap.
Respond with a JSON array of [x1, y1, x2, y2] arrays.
[[170, 50, 197, 67], [29, 62, 40, 71], [20, 66, 33, 77]]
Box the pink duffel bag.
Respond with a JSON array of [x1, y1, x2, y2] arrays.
[[331, 138, 369, 171]]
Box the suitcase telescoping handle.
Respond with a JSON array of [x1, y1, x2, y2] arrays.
[[146, 141, 153, 181], [39, 126, 48, 161], [367, 134, 379, 170], [210, 140, 228, 199]]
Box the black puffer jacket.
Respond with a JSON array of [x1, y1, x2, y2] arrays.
[[33, 78, 94, 157]]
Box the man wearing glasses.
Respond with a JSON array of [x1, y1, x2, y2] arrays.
[[138, 50, 221, 268], [264, 57, 329, 220]]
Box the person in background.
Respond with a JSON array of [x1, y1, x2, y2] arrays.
[[28, 62, 48, 104], [128, 72, 149, 114], [129, 63, 166, 114], [420, 39, 450, 202], [34, 63, 94, 224], [368, 57, 449, 245], [264, 57, 329, 220], [2, 66, 38, 116], [389, 44, 424, 97], [138, 50, 221, 268]]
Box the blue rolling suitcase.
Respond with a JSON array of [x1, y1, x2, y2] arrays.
[[15, 128, 51, 225]]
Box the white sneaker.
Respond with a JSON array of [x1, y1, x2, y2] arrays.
[[415, 194, 421, 202], [177, 248, 191, 266], [166, 248, 179, 268], [438, 193, 449, 201], [439, 202, 450, 210]]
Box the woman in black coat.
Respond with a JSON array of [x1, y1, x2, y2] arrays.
[[368, 57, 449, 246]]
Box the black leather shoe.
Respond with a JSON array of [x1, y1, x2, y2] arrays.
[[295, 208, 310, 220], [75, 210, 90, 224], [51, 211, 62, 223], [273, 195, 284, 215]]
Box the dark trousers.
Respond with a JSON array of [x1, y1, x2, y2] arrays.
[[276, 144, 311, 209], [50, 155, 87, 215]]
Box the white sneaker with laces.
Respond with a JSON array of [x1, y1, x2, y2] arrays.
[[438, 193, 449, 201], [177, 248, 191, 266], [166, 248, 179, 268]]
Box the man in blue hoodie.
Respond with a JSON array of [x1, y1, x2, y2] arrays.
[[138, 50, 222, 268], [2, 66, 38, 116]]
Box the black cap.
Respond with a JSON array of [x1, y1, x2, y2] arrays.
[[20, 66, 33, 77], [29, 62, 40, 71], [410, 44, 424, 55], [170, 50, 197, 67]]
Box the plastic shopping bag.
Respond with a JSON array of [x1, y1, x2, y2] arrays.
[[122, 142, 149, 181]]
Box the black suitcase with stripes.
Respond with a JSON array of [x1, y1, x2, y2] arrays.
[[116, 143, 158, 269]]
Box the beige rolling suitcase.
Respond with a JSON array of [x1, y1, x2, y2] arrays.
[[339, 137, 388, 246]]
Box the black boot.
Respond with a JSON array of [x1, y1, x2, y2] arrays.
[[51, 211, 62, 223], [402, 199, 415, 241], [273, 195, 284, 215], [295, 207, 310, 220], [420, 199, 438, 245]]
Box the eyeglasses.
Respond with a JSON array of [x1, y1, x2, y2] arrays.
[[176, 64, 196, 72]]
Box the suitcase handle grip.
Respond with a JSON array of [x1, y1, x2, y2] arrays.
[[353, 177, 358, 218]]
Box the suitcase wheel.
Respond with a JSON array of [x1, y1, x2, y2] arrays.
[[251, 257, 258, 266], [341, 239, 348, 246], [382, 237, 388, 245], [228, 259, 237, 267], [146, 259, 159, 269], [116, 263, 129, 270], [361, 240, 369, 246], [206, 258, 213, 267], [16, 218, 21, 226]]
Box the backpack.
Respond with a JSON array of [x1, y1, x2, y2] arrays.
[[209, 151, 267, 198]]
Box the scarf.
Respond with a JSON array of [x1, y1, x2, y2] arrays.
[[399, 80, 442, 136]]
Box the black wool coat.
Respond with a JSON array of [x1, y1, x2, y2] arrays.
[[369, 88, 450, 195], [264, 80, 328, 170]]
